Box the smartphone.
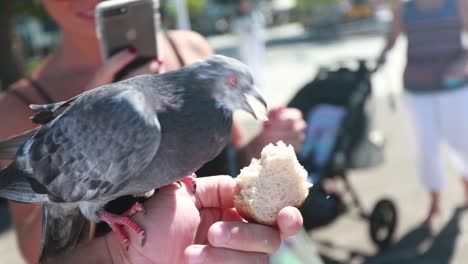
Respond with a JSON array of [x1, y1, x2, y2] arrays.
[[96, 0, 160, 81]]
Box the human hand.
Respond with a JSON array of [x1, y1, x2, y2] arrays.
[[444, 57, 468, 84], [85, 49, 163, 91], [250, 106, 306, 155], [105, 176, 303, 264]]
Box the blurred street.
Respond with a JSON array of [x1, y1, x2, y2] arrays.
[[1, 23, 468, 263], [213, 23, 468, 264]]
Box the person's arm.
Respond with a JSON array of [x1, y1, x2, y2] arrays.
[[0, 90, 45, 263], [167, 30, 214, 64], [42, 236, 117, 264], [378, 2, 403, 64], [459, 0, 468, 32]]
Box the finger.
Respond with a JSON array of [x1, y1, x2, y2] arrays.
[[276, 206, 303, 238], [294, 119, 307, 133], [193, 176, 236, 210], [277, 108, 303, 120], [130, 59, 164, 77], [267, 105, 287, 119], [185, 245, 269, 264], [149, 59, 164, 74], [280, 137, 304, 153], [268, 107, 302, 120], [265, 109, 304, 129], [102, 48, 137, 76], [195, 208, 244, 244], [264, 118, 296, 131], [207, 221, 281, 254]]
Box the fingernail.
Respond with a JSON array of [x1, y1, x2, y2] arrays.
[[186, 245, 206, 264], [210, 224, 230, 246], [128, 47, 137, 54], [285, 209, 301, 230], [150, 60, 163, 73]]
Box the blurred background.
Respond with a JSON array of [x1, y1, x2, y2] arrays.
[[1, 0, 468, 263]]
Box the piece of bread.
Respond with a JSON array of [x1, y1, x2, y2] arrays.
[[234, 141, 311, 225]]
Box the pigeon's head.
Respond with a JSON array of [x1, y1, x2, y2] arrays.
[[195, 55, 268, 120]]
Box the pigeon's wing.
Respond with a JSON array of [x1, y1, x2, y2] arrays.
[[30, 97, 77, 125], [0, 98, 78, 159], [25, 88, 162, 202], [0, 165, 49, 203], [0, 128, 37, 160]]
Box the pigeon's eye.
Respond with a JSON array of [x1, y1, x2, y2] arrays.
[[227, 75, 238, 88]]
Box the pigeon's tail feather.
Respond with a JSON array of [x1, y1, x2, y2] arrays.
[[0, 165, 49, 203], [0, 129, 37, 160], [39, 203, 88, 262]]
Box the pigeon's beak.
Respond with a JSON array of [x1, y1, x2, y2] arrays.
[[243, 86, 268, 121]]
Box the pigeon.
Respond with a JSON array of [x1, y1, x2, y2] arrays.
[[0, 55, 267, 260]]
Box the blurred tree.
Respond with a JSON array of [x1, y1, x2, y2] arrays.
[[166, 0, 207, 27], [0, 1, 24, 91], [296, 0, 342, 10], [0, 0, 48, 91], [14, 0, 48, 18], [187, 0, 207, 20]]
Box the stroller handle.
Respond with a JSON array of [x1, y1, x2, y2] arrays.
[[358, 59, 382, 75], [324, 57, 381, 75]]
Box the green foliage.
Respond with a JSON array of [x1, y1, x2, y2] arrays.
[[26, 57, 42, 74], [296, 0, 342, 10], [187, 0, 207, 19], [166, 0, 207, 22], [13, 0, 48, 19]]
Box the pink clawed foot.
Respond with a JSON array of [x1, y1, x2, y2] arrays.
[[100, 206, 146, 250], [178, 173, 197, 193], [122, 201, 146, 217]]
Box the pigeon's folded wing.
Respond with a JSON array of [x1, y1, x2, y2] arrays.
[[0, 129, 37, 160], [23, 88, 162, 202], [30, 97, 77, 125]]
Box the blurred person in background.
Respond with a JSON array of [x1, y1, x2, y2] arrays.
[[233, 0, 266, 86], [378, 0, 468, 227], [0, 0, 305, 262]]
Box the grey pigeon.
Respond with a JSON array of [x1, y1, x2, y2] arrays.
[[0, 55, 267, 261]]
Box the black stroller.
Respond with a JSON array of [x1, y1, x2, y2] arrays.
[[289, 60, 397, 250]]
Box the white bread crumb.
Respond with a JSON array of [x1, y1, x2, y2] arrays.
[[234, 141, 310, 225]]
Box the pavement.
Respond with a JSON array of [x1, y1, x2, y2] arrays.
[[1, 23, 468, 263]]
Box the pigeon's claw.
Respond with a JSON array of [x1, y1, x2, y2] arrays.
[[178, 173, 197, 193], [100, 211, 146, 250], [123, 202, 146, 217]]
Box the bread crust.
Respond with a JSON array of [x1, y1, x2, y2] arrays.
[[233, 180, 273, 225], [234, 180, 307, 225]]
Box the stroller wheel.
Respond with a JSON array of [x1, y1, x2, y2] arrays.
[[369, 199, 397, 250]]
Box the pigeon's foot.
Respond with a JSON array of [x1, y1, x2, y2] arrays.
[[123, 202, 146, 217], [100, 211, 146, 250], [178, 173, 197, 193]]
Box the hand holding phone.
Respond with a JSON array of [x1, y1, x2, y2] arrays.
[[96, 0, 160, 81], [85, 49, 163, 91]]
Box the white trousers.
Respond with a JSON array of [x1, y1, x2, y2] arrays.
[[406, 87, 468, 192]]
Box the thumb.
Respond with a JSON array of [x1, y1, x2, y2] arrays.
[[86, 49, 137, 90], [267, 105, 287, 119], [102, 48, 137, 76]]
